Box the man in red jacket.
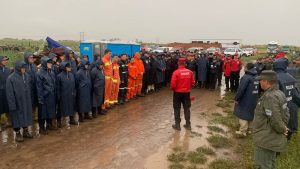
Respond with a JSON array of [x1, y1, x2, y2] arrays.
[[170, 58, 195, 131], [230, 54, 243, 92], [223, 56, 232, 91]]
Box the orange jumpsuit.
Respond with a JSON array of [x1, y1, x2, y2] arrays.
[[111, 62, 120, 104], [133, 53, 145, 96], [127, 63, 137, 100], [102, 54, 113, 108]]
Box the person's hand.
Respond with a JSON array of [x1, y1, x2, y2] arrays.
[[283, 126, 289, 136], [234, 101, 238, 105]]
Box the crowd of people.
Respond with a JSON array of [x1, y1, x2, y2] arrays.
[[233, 52, 300, 168], [0, 48, 246, 143]]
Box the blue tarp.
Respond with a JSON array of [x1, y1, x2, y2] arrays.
[[46, 36, 66, 49]]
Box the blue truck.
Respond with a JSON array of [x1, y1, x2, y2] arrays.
[[80, 40, 141, 62]]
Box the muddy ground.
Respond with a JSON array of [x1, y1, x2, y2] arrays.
[[0, 84, 235, 169]]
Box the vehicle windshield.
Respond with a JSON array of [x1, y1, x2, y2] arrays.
[[268, 44, 278, 49], [226, 48, 235, 52], [207, 48, 216, 52]]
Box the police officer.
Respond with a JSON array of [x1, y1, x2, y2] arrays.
[[253, 70, 289, 169], [118, 54, 129, 104], [170, 58, 195, 131], [273, 58, 300, 140]]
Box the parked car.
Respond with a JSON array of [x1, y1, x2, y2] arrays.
[[152, 47, 170, 53], [170, 47, 184, 53], [187, 47, 204, 53], [224, 48, 252, 57], [281, 46, 290, 54], [242, 48, 255, 56], [207, 47, 221, 54]]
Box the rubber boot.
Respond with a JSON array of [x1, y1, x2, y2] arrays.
[[1, 130, 8, 143], [79, 113, 84, 123], [65, 117, 71, 129], [15, 131, 24, 142], [85, 112, 93, 120], [183, 124, 192, 130], [172, 124, 181, 131], [48, 119, 58, 130], [23, 128, 33, 139], [70, 116, 79, 125], [35, 122, 40, 136]]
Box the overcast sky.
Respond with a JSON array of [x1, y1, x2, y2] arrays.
[[0, 0, 299, 45]]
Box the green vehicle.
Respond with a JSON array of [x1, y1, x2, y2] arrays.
[[281, 46, 290, 54]]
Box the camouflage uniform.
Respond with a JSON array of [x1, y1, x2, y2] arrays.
[[253, 84, 289, 169]]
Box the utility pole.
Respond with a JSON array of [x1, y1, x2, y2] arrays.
[[80, 32, 85, 42]]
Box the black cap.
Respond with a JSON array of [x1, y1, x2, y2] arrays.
[[0, 55, 9, 61]]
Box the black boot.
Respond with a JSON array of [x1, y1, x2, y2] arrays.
[[15, 131, 24, 142], [183, 124, 192, 130], [79, 113, 84, 123], [85, 113, 93, 120], [39, 127, 48, 135], [70, 116, 79, 125], [23, 128, 33, 138], [98, 107, 106, 116], [48, 119, 58, 130], [172, 124, 181, 131], [57, 119, 63, 128]]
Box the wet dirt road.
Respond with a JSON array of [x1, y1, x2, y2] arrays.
[[0, 87, 226, 169]]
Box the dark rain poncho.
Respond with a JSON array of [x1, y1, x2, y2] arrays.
[[6, 61, 33, 128], [56, 62, 76, 117], [36, 56, 57, 119], [90, 60, 105, 108], [76, 60, 92, 113]]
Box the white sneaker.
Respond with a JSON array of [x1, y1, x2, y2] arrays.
[[2, 131, 8, 143]]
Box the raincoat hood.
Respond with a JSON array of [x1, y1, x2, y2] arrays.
[[245, 67, 257, 76], [48, 53, 57, 60], [41, 56, 52, 69], [60, 61, 71, 70], [24, 51, 33, 63], [273, 58, 288, 72], [94, 60, 104, 68], [15, 61, 26, 73], [78, 60, 90, 70]]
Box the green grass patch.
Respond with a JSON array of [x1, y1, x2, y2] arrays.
[[216, 101, 230, 108], [210, 113, 239, 130], [186, 165, 199, 169], [186, 151, 207, 164], [167, 152, 186, 163], [211, 112, 222, 116], [277, 132, 300, 168], [196, 146, 216, 156], [223, 92, 235, 101], [169, 163, 185, 169], [207, 135, 232, 149], [207, 126, 225, 134], [209, 159, 237, 169]]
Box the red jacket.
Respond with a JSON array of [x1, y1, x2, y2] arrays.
[[230, 59, 242, 72], [170, 66, 195, 93], [223, 59, 231, 76]]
